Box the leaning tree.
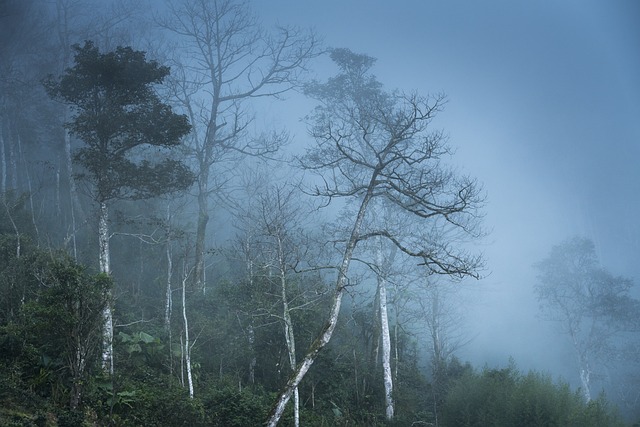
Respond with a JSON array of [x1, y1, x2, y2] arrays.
[[44, 41, 194, 374], [267, 48, 485, 426]]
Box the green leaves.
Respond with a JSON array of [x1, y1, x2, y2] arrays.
[[441, 364, 625, 427], [118, 331, 160, 355], [45, 40, 193, 203], [45, 41, 168, 111]]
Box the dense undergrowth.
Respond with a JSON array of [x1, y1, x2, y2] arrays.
[[0, 233, 631, 426]]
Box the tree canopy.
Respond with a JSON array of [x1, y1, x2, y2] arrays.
[[44, 40, 194, 203]]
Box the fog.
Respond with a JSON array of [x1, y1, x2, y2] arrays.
[[1, 0, 639, 423], [250, 0, 640, 376]]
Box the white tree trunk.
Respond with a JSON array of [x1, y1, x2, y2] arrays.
[[571, 331, 592, 403], [98, 202, 110, 274], [580, 367, 591, 403], [165, 206, 173, 330], [578, 353, 592, 403], [98, 201, 114, 374], [194, 174, 209, 292], [182, 270, 194, 398], [266, 180, 376, 427], [376, 240, 394, 420], [64, 122, 79, 260], [267, 289, 345, 427], [165, 236, 173, 330], [280, 247, 299, 427], [248, 324, 256, 384]]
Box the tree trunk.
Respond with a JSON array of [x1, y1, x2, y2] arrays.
[[266, 178, 377, 426], [393, 310, 399, 383], [430, 289, 443, 426], [182, 270, 194, 398], [578, 353, 592, 402], [64, 122, 80, 260], [580, 366, 591, 403], [194, 177, 209, 292], [371, 283, 381, 370], [164, 204, 174, 331], [98, 201, 114, 374], [376, 239, 394, 420], [70, 340, 87, 410], [280, 238, 299, 427], [248, 324, 256, 384], [570, 330, 592, 403], [165, 233, 173, 331], [16, 132, 39, 243], [54, 1, 80, 259], [267, 286, 346, 427]]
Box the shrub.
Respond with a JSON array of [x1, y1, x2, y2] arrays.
[[440, 363, 624, 427]]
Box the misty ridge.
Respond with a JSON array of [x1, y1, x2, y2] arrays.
[[1, 0, 639, 426]]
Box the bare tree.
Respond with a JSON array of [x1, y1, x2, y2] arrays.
[[234, 178, 326, 427], [257, 186, 304, 427], [157, 0, 320, 291], [266, 48, 484, 426], [420, 277, 471, 426]]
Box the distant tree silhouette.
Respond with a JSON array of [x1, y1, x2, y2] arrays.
[[534, 237, 640, 402]]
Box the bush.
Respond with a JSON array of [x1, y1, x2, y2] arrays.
[[87, 375, 205, 427], [441, 363, 625, 427], [201, 380, 272, 427]]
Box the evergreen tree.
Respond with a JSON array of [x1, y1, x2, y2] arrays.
[[44, 41, 194, 374]]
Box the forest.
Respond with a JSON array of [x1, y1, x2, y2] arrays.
[[1, 1, 639, 426]]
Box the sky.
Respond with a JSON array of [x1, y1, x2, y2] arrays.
[[252, 1, 640, 378]]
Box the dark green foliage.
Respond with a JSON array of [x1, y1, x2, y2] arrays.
[[202, 382, 272, 427], [441, 363, 625, 427], [0, 224, 110, 409], [44, 41, 194, 204], [0, 212, 633, 426], [94, 376, 206, 427], [24, 260, 111, 409], [0, 191, 36, 237]]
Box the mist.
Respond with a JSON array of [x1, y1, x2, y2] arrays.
[[255, 0, 640, 372], [1, 0, 638, 425]]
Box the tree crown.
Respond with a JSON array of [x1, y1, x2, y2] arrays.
[[45, 41, 194, 202]]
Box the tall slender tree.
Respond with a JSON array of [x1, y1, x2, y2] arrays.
[[267, 48, 484, 426], [232, 172, 328, 425], [375, 234, 396, 420], [158, 0, 319, 291], [44, 41, 194, 374]]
